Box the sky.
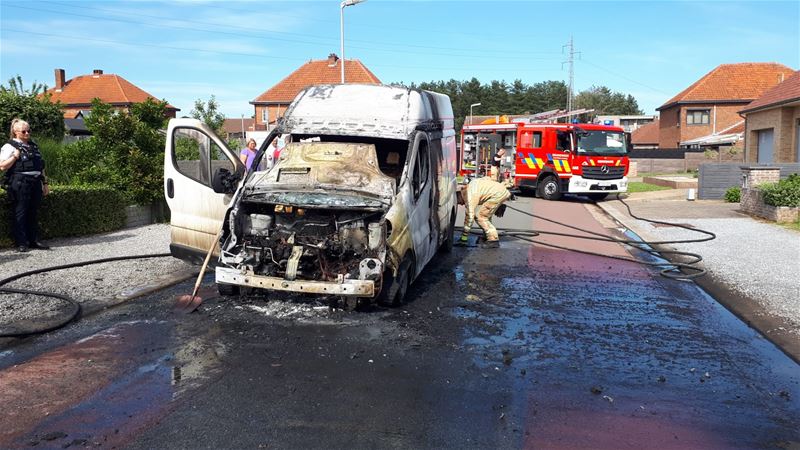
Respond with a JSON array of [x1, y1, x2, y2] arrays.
[[1, 0, 798, 119]]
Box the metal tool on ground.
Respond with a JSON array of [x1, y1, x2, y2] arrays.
[[175, 229, 222, 313]]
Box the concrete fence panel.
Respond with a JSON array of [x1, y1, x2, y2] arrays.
[[698, 163, 800, 199]]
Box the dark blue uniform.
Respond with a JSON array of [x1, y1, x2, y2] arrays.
[[4, 140, 46, 249]]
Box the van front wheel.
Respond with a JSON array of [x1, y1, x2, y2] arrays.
[[537, 175, 562, 201]]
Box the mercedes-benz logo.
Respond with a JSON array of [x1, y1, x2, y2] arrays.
[[600, 165, 609, 173]]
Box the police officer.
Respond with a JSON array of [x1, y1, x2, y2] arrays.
[[0, 119, 50, 252]]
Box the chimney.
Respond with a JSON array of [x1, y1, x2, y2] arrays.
[[54, 68, 65, 90], [93, 69, 104, 76], [327, 53, 339, 67]]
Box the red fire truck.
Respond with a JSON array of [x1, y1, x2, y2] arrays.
[[459, 117, 631, 201]]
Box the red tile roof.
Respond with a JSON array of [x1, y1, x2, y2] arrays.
[[740, 70, 800, 113], [252, 55, 380, 104], [43, 71, 177, 110], [658, 63, 795, 110], [631, 119, 660, 144]]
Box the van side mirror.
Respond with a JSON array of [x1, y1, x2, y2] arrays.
[[212, 167, 241, 194]]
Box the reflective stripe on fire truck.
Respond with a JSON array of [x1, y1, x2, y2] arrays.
[[615, 159, 621, 166], [589, 160, 596, 166], [518, 152, 545, 169]]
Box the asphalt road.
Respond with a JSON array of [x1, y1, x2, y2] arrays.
[[1, 196, 798, 449]]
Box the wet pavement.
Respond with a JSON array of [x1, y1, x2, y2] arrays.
[[0, 196, 798, 449]]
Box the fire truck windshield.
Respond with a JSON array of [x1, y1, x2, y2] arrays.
[[575, 130, 628, 156]]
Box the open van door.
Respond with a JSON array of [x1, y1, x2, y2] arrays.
[[164, 118, 244, 262]]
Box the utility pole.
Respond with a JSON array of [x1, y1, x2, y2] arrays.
[[562, 36, 580, 119]]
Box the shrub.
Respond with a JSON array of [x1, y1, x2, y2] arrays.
[[724, 186, 741, 203], [0, 91, 65, 140], [761, 174, 800, 207], [0, 184, 126, 247], [83, 98, 166, 205]]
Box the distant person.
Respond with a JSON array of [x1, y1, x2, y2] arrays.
[[0, 119, 50, 252], [239, 138, 257, 171], [457, 176, 512, 249], [273, 134, 292, 167], [491, 147, 506, 181]]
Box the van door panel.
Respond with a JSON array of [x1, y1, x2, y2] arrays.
[[164, 119, 243, 258]]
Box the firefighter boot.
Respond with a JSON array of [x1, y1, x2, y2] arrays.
[[480, 240, 500, 249]]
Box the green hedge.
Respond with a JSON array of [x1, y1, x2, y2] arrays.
[[762, 174, 800, 208], [0, 184, 126, 247]]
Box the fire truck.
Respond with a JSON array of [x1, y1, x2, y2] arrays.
[[459, 115, 631, 201]]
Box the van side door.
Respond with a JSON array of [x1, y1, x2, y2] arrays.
[[164, 118, 244, 261], [407, 132, 437, 273]]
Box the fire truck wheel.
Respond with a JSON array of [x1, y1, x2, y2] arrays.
[[537, 175, 562, 201], [587, 193, 609, 201]]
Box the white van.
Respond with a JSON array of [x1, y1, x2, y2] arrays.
[[164, 84, 457, 308]]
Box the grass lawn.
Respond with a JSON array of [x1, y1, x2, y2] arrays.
[[779, 220, 800, 232], [627, 182, 672, 193]]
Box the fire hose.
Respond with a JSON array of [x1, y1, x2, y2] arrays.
[[0, 253, 171, 338], [1, 196, 714, 337]]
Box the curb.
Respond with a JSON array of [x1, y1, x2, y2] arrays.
[[593, 200, 800, 365], [79, 268, 198, 317]]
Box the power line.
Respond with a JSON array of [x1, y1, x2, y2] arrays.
[[579, 59, 672, 96], [0, 27, 561, 74]]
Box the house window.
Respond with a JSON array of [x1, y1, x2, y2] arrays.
[[687, 109, 710, 125], [261, 108, 268, 123]]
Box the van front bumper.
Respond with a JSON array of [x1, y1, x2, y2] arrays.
[[568, 175, 628, 193], [216, 266, 375, 297]]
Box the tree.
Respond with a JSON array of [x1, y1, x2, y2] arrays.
[[1, 75, 48, 96], [574, 85, 643, 116], [0, 87, 64, 140], [76, 98, 168, 204], [190, 95, 225, 135]]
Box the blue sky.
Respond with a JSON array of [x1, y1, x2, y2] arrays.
[[1, 0, 798, 119]]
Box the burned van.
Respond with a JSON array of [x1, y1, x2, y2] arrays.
[[164, 84, 457, 308]]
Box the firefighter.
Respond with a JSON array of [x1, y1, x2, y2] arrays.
[[490, 146, 506, 182], [457, 177, 512, 249]]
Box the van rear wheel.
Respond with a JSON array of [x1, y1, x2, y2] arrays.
[[440, 208, 456, 253], [537, 175, 562, 201]]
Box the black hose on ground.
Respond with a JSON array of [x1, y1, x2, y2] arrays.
[[0, 253, 171, 338], [457, 194, 715, 281]]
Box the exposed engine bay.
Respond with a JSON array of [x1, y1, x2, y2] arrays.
[[220, 201, 387, 286]]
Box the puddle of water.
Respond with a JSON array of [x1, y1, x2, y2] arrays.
[[449, 245, 800, 448], [2, 320, 228, 448]]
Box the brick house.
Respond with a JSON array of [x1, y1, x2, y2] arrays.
[[739, 70, 800, 163], [223, 117, 256, 141], [43, 68, 179, 119], [656, 63, 794, 148], [250, 53, 380, 131], [630, 119, 660, 150]]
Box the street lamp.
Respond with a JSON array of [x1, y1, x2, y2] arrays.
[[469, 102, 481, 126], [340, 0, 366, 84], [469, 103, 481, 178]]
